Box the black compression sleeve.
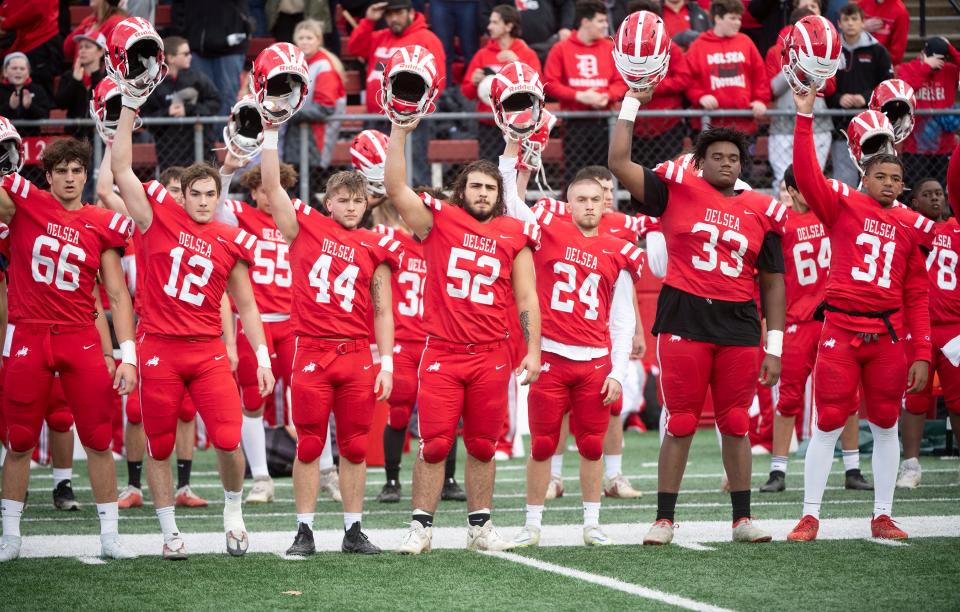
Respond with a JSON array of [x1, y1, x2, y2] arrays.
[[638, 168, 669, 217], [758, 232, 785, 273]]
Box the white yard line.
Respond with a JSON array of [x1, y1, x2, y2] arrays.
[[865, 538, 908, 547]]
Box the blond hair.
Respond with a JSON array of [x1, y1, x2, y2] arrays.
[[294, 19, 346, 84]]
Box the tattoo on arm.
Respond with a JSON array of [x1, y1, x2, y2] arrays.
[[519, 310, 530, 345], [372, 274, 383, 316]]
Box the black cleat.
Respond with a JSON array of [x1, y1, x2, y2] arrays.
[[53, 480, 80, 511], [845, 469, 873, 491], [376, 480, 401, 503], [342, 522, 381, 554], [441, 478, 467, 501], [285, 523, 316, 556], [759, 471, 786, 493]]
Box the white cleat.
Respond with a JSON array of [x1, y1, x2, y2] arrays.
[[100, 534, 136, 560], [643, 519, 675, 545], [583, 526, 613, 546], [896, 459, 922, 489], [603, 474, 643, 499], [319, 468, 342, 502], [511, 525, 541, 548], [732, 518, 772, 543], [245, 477, 275, 504], [467, 521, 515, 551], [545, 475, 564, 500], [226, 529, 249, 556], [0, 535, 22, 562], [396, 521, 432, 555], [162, 535, 188, 560]]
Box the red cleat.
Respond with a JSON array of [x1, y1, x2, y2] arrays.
[[624, 413, 647, 433], [175, 485, 209, 508], [871, 515, 908, 540], [787, 515, 820, 541]]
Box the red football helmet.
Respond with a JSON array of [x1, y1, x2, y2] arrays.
[[0, 116, 23, 176], [869, 79, 916, 144], [491, 62, 544, 140], [846, 110, 896, 171], [378, 45, 441, 127], [249, 43, 309, 126], [89, 78, 142, 142], [780, 15, 841, 95], [223, 95, 265, 161], [350, 130, 390, 195], [106, 17, 168, 98], [613, 11, 671, 91]]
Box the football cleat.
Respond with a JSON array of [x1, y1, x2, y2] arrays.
[[779, 15, 841, 95], [53, 479, 81, 511], [0, 535, 22, 562], [787, 515, 820, 542], [162, 535, 188, 560], [871, 515, 908, 540], [545, 475, 564, 500], [583, 526, 613, 546], [396, 521, 432, 555], [441, 478, 467, 502], [511, 525, 541, 548], [896, 459, 922, 489], [623, 412, 647, 433], [100, 534, 136, 560], [643, 519, 674, 545], [466, 521, 515, 551], [377, 479, 402, 503], [845, 469, 873, 491], [603, 474, 643, 499], [732, 518, 772, 543], [320, 467, 342, 502], [245, 477, 275, 504], [759, 471, 786, 493], [342, 522, 381, 554], [286, 523, 317, 556], [175, 485, 209, 508], [117, 485, 144, 509], [226, 529, 249, 557]]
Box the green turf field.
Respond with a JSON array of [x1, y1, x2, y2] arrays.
[[3, 430, 959, 611]]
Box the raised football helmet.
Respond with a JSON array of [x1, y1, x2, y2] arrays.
[[350, 129, 390, 196], [377, 45, 441, 127], [89, 78, 144, 142], [846, 110, 897, 171], [780, 15, 841, 95], [249, 43, 309, 126], [612, 11, 671, 91], [869, 79, 916, 144], [106, 17, 168, 98], [491, 62, 544, 140], [223, 96, 265, 162], [0, 116, 23, 176]]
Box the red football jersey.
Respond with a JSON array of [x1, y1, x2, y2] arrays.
[[2, 173, 131, 325], [653, 159, 786, 302], [289, 201, 402, 339], [137, 180, 255, 338], [782, 209, 831, 324], [419, 193, 540, 344], [375, 225, 426, 344], [532, 207, 643, 348], [926, 217, 960, 325], [534, 197, 643, 243], [223, 199, 292, 316]]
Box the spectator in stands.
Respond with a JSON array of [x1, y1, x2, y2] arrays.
[[265, 0, 331, 45], [661, 0, 710, 49], [283, 18, 345, 193], [0, 53, 53, 136], [857, 0, 908, 65], [461, 4, 541, 162], [826, 2, 892, 186], [544, 0, 626, 184], [685, 0, 769, 139], [431, 0, 480, 78], [742, 0, 822, 59], [481, 0, 574, 66], [175, 0, 252, 116], [126, 0, 158, 21], [64, 0, 127, 62], [55, 33, 106, 140], [896, 37, 960, 188], [0, 0, 63, 97], [141, 36, 221, 168]]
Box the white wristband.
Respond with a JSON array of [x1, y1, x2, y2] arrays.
[[618, 96, 641, 122], [380, 355, 394, 373], [256, 344, 271, 369], [765, 330, 784, 358], [120, 340, 137, 366], [262, 130, 279, 149], [121, 94, 144, 110]]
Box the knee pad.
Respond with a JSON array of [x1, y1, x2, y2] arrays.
[[388, 405, 412, 431], [146, 432, 175, 461], [125, 395, 142, 424], [608, 397, 623, 417], [76, 422, 112, 452], [575, 432, 604, 461], [420, 437, 453, 464], [240, 384, 264, 412], [464, 437, 496, 463], [774, 399, 803, 418], [531, 434, 559, 462], [665, 412, 697, 438], [338, 434, 368, 464], [209, 422, 241, 453], [815, 405, 849, 432], [8, 425, 39, 453], [46, 410, 74, 433], [904, 395, 932, 416], [178, 397, 197, 423], [716, 409, 750, 437], [867, 410, 898, 430], [296, 434, 325, 463]]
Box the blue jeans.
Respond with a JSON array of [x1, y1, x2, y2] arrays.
[[191, 53, 245, 116], [429, 0, 479, 76]]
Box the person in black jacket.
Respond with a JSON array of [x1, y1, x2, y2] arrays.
[[55, 34, 106, 140], [744, 0, 821, 57], [481, 0, 574, 65], [141, 36, 223, 168], [0, 53, 52, 137]]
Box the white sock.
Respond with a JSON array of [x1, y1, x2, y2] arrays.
[[97, 502, 119, 535], [241, 415, 270, 479], [156, 506, 179, 543], [224, 490, 244, 531], [869, 421, 899, 517], [52, 468, 72, 487], [525, 504, 544, 529], [550, 454, 564, 478], [603, 454, 622, 480], [802, 424, 842, 519], [842, 449, 860, 472], [224, 489, 243, 506], [343, 512, 363, 530], [1, 499, 24, 538], [583, 501, 601, 528], [319, 423, 334, 471], [297, 513, 315, 530], [771, 455, 788, 474]]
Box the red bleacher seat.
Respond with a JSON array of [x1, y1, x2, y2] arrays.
[[341, 104, 367, 130], [331, 141, 352, 166], [155, 4, 172, 27], [344, 70, 363, 95], [428, 139, 479, 163], [132, 143, 157, 170], [42, 109, 67, 136], [70, 5, 91, 27], [246, 37, 276, 62]]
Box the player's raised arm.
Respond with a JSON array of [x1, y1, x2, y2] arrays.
[[261, 126, 299, 243], [216, 151, 243, 226], [0, 187, 14, 225], [498, 140, 538, 225], [111, 106, 154, 231], [384, 123, 435, 239], [96, 147, 128, 215], [228, 261, 276, 398], [371, 262, 394, 401], [608, 89, 654, 207], [101, 248, 138, 395], [792, 89, 841, 227], [512, 246, 541, 385]]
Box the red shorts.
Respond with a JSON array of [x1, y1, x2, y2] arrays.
[[290, 337, 376, 464], [656, 334, 759, 437], [776, 321, 822, 417], [905, 322, 960, 416], [416, 340, 512, 463], [236, 317, 296, 413], [386, 341, 425, 431], [138, 334, 242, 460], [814, 320, 906, 430], [2, 323, 114, 452], [528, 353, 610, 461]]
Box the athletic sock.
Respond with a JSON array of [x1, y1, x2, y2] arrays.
[[770, 455, 788, 474], [127, 461, 143, 489], [656, 492, 678, 523], [52, 468, 72, 488], [583, 501, 601, 528], [468, 509, 491, 527], [444, 438, 458, 481], [224, 490, 244, 532], [383, 426, 405, 482], [343, 512, 362, 531], [550, 453, 564, 479], [1, 499, 24, 537], [869, 422, 899, 517], [802, 424, 842, 520], [842, 449, 860, 473], [176, 459, 192, 490], [296, 513, 315, 531], [318, 423, 335, 472], [730, 490, 751, 522], [156, 506, 180, 543], [603, 454, 622, 480], [241, 415, 270, 479], [97, 502, 119, 535], [412, 509, 433, 528], [525, 504, 544, 529]]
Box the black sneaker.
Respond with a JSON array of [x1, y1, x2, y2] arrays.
[[759, 471, 786, 493], [845, 469, 873, 491], [285, 523, 316, 556], [53, 480, 80, 511], [441, 478, 467, 501], [342, 522, 381, 554], [376, 480, 401, 503]]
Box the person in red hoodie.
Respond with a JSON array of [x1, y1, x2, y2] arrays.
[[857, 0, 909, 65], [462, 5, 541, 162], [63, 0, 127, 63], [895, 37, 960, 188], [0, 0, 62, 96], [544, 0, 628, 184], [685, 0, 770, 138]]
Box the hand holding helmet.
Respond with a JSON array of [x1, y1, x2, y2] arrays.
[[106, 17, 168, 105], [613, 11, 671, 92], [250, 43, 310, 127], [869, 79, 916, 144], [378, 45, 442, 128], [223, 95, 266, 162], [780, 16, 841, 96], [491, 62, 544, 141]]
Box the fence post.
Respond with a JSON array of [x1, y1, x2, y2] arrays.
[[194, 122, 203, 164], [607, 113, 620, 205], [92, 135, 103, 183], [299, 123, 309, 204]]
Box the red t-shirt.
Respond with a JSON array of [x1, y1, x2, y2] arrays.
[[781, 209, 830, 325], [223, 199, 291, 316], [926, 217, 960, 325]]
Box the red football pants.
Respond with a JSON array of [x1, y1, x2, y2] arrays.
[[237, 318, 295, 418], [905, 323, 960, 416], [386, 341, 425, 431], [777, 321, 822, 417], [125, 382, 196, 424]]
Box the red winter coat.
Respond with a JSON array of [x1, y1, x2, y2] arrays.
[[64, 13, 126, 61], [543, 31, 628, 112], [634, 40, 692, 138], [856, 0, 909, 65], [896, 56, 959, 155], [347, 13, 446, 114], [461, 38, 541, 125], [0, 0, 59, 54]]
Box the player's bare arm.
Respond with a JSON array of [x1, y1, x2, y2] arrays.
[[512, 246, 541, 385], [371, 262, 394, 401], [96, 147, 128, 215], [228, 261, 276, 397], [261, 126, 299, 243], [0, 183, 15, 224], [498, 140, 538, 224], [384, 123, 434, 239], [101, 248, 138, 394], [220, 293, 239, 372], [904, 249, 931, 393], [758, 268, 786, 387], [608, 88, 654, 203], [111, 107, 154, 231], [93, 289, 116, 380]]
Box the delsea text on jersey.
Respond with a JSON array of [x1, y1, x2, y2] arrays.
[[322, 237, 356, 263], [796, 223, 825, 241], [564, 246, 598, 270], [863, 218, 896, 240], [463, 233, 497, 255], [47, 222, 80, 245], [179, 231, 212, 258], [704, 208, 741, 231]]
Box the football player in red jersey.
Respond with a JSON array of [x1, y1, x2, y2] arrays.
[[112, 104, 276, 560], [0, 137, 138, 563], [260, 126, 396, 556], [610, 89, 787, 546], [386, 121, 541, 554], [787, 88, 934, 541]]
